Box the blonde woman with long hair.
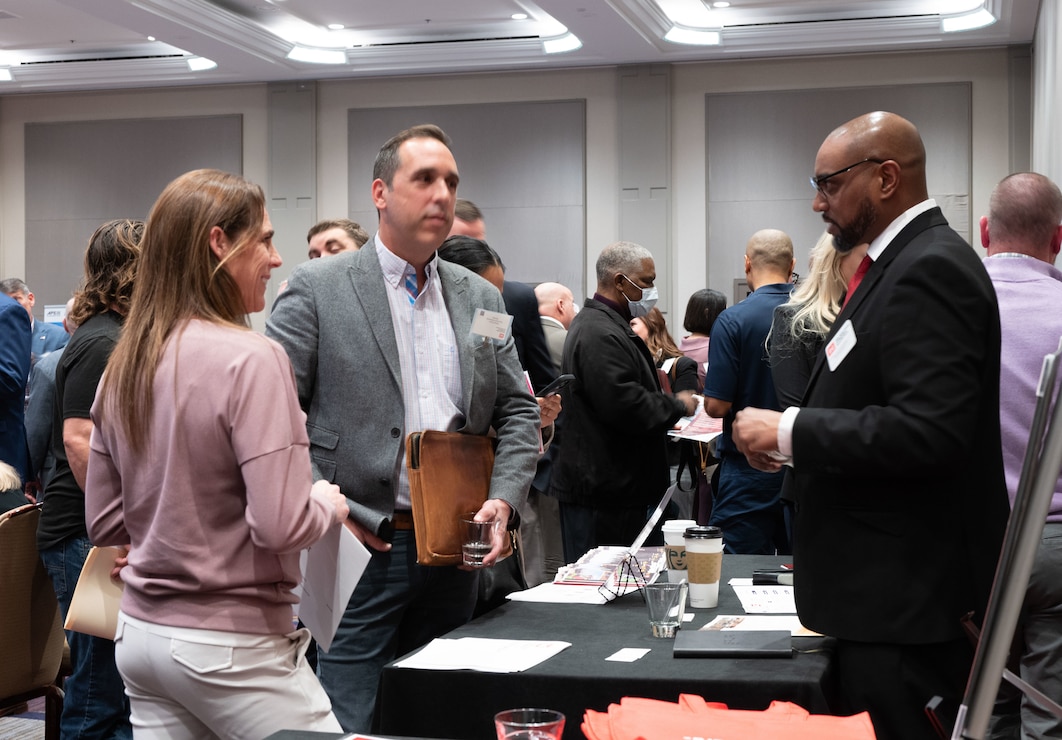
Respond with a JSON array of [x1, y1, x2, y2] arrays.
[[769, 232, 868, 407]]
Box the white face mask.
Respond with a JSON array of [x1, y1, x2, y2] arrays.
[[621, 274, 658, 318]]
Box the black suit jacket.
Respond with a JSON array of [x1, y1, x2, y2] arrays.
[[503, 280, 557, 393], [791, 207, 1008, 644], [551, 299, 687, 508]]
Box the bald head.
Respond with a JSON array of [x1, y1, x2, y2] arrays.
[[827, 112, 926, 180], [63, 297, 78, 334], [745, 229, 794, 290], [981, 172, 1062, 263], [814, 111, 929, 250], [535, 281, 577, 329]]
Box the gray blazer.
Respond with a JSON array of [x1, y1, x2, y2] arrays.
[[266, 243, 540, 538]]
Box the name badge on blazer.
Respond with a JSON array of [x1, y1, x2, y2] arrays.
[[471, 308, 512, 345], [825, 319, 856, 372]]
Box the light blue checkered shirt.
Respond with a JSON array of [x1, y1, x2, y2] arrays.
[[375, 236, 464, 509]]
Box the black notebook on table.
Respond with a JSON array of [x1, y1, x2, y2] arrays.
[[673, 629, 793, 658]]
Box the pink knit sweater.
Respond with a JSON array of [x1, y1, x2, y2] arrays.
[[87, 319, 335, 635]]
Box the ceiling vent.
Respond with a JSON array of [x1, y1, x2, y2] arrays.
[[723, 13, 935, 29], [19, 54, 186, 65]]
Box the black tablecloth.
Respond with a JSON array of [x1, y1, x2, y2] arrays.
[[377, 554, 836, 740]]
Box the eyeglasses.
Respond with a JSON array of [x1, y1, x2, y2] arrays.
[[809, 158, 885, 196]]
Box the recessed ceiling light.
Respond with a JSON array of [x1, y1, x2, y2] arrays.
[[187, 57, 217, 71], [664, 26, 721, 45], [287, 45, 346, 64], [941, 7, 996, 31], [147, 36, 156, 41], [328, 23, 344, 30], [543, 32, 582, 54], [713, 2, 730, 7], [512, 13, 528, 20]]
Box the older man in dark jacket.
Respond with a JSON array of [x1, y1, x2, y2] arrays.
[[551, 241, 696, 561]]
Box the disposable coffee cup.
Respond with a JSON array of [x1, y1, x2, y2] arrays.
[[684, 525, 723, 608], [661, 519, 696, 583]]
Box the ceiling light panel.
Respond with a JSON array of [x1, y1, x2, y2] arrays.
[[679, 0, 991, 27], [942, 7, 997, 30]]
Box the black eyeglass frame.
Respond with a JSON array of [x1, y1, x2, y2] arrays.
[[809, 158, 886, 195]]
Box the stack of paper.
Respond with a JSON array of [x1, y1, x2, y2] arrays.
[[393, 637, 570, 672], [553, 546, 666, 587]]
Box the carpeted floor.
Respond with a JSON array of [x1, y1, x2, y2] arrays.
[[0, 697, 45, 740]]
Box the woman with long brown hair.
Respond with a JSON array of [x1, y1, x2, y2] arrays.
[[86, 169, 348, 739], [630, 307, 699, 395]]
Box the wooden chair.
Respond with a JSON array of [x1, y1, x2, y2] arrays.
[[0, 503, 65, 740]]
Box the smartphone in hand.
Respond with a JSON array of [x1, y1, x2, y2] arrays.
[[538, 373, 575, 397]]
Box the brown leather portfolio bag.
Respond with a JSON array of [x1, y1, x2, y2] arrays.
[[405, 430, 512, 566]]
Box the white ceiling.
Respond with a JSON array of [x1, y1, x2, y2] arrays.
[[0, 0, 1040, 94]]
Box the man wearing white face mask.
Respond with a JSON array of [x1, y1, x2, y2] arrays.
[[704, 229, 795, 555], [550, 242, 697, 561]]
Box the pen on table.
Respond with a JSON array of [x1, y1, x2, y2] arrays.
[[752, 572, 794, 586]]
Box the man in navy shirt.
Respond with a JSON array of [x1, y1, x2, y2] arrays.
[[0, 291, 31, 482], [704, 229, 794, 554], [1, 278, 69, 363]]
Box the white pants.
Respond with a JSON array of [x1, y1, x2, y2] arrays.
[[114, 613, 342, 740]]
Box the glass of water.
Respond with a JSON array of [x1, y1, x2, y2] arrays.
[[460, 513, 500, 567], [494, 708, 565, 740]]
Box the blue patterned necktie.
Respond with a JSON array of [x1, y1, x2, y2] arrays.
[[404, 268, 418, 306]]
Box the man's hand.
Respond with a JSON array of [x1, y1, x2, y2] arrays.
[[536, 394, 561, 429], [342, 518, 392, 553], [733, 408, 785, 472], [675, 390, 699, 417], [460, 499, 512, 570]]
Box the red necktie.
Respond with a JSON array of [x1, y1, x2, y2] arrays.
[[842, 255, 873, 309]]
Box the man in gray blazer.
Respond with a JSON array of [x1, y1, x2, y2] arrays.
[[266, 124, 540, 733]]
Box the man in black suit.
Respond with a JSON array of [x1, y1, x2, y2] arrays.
[[449, 198, 556, 391], [732, 111, 1009, 740]]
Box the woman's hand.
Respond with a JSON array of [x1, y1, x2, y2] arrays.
[[111, 545, 130, 581], [312, 479, 351, 524]]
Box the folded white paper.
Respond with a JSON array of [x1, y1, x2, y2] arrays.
[[297, 524, 370, 653], [66, 546, 125, 639], [506, 582, 609, 605]]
